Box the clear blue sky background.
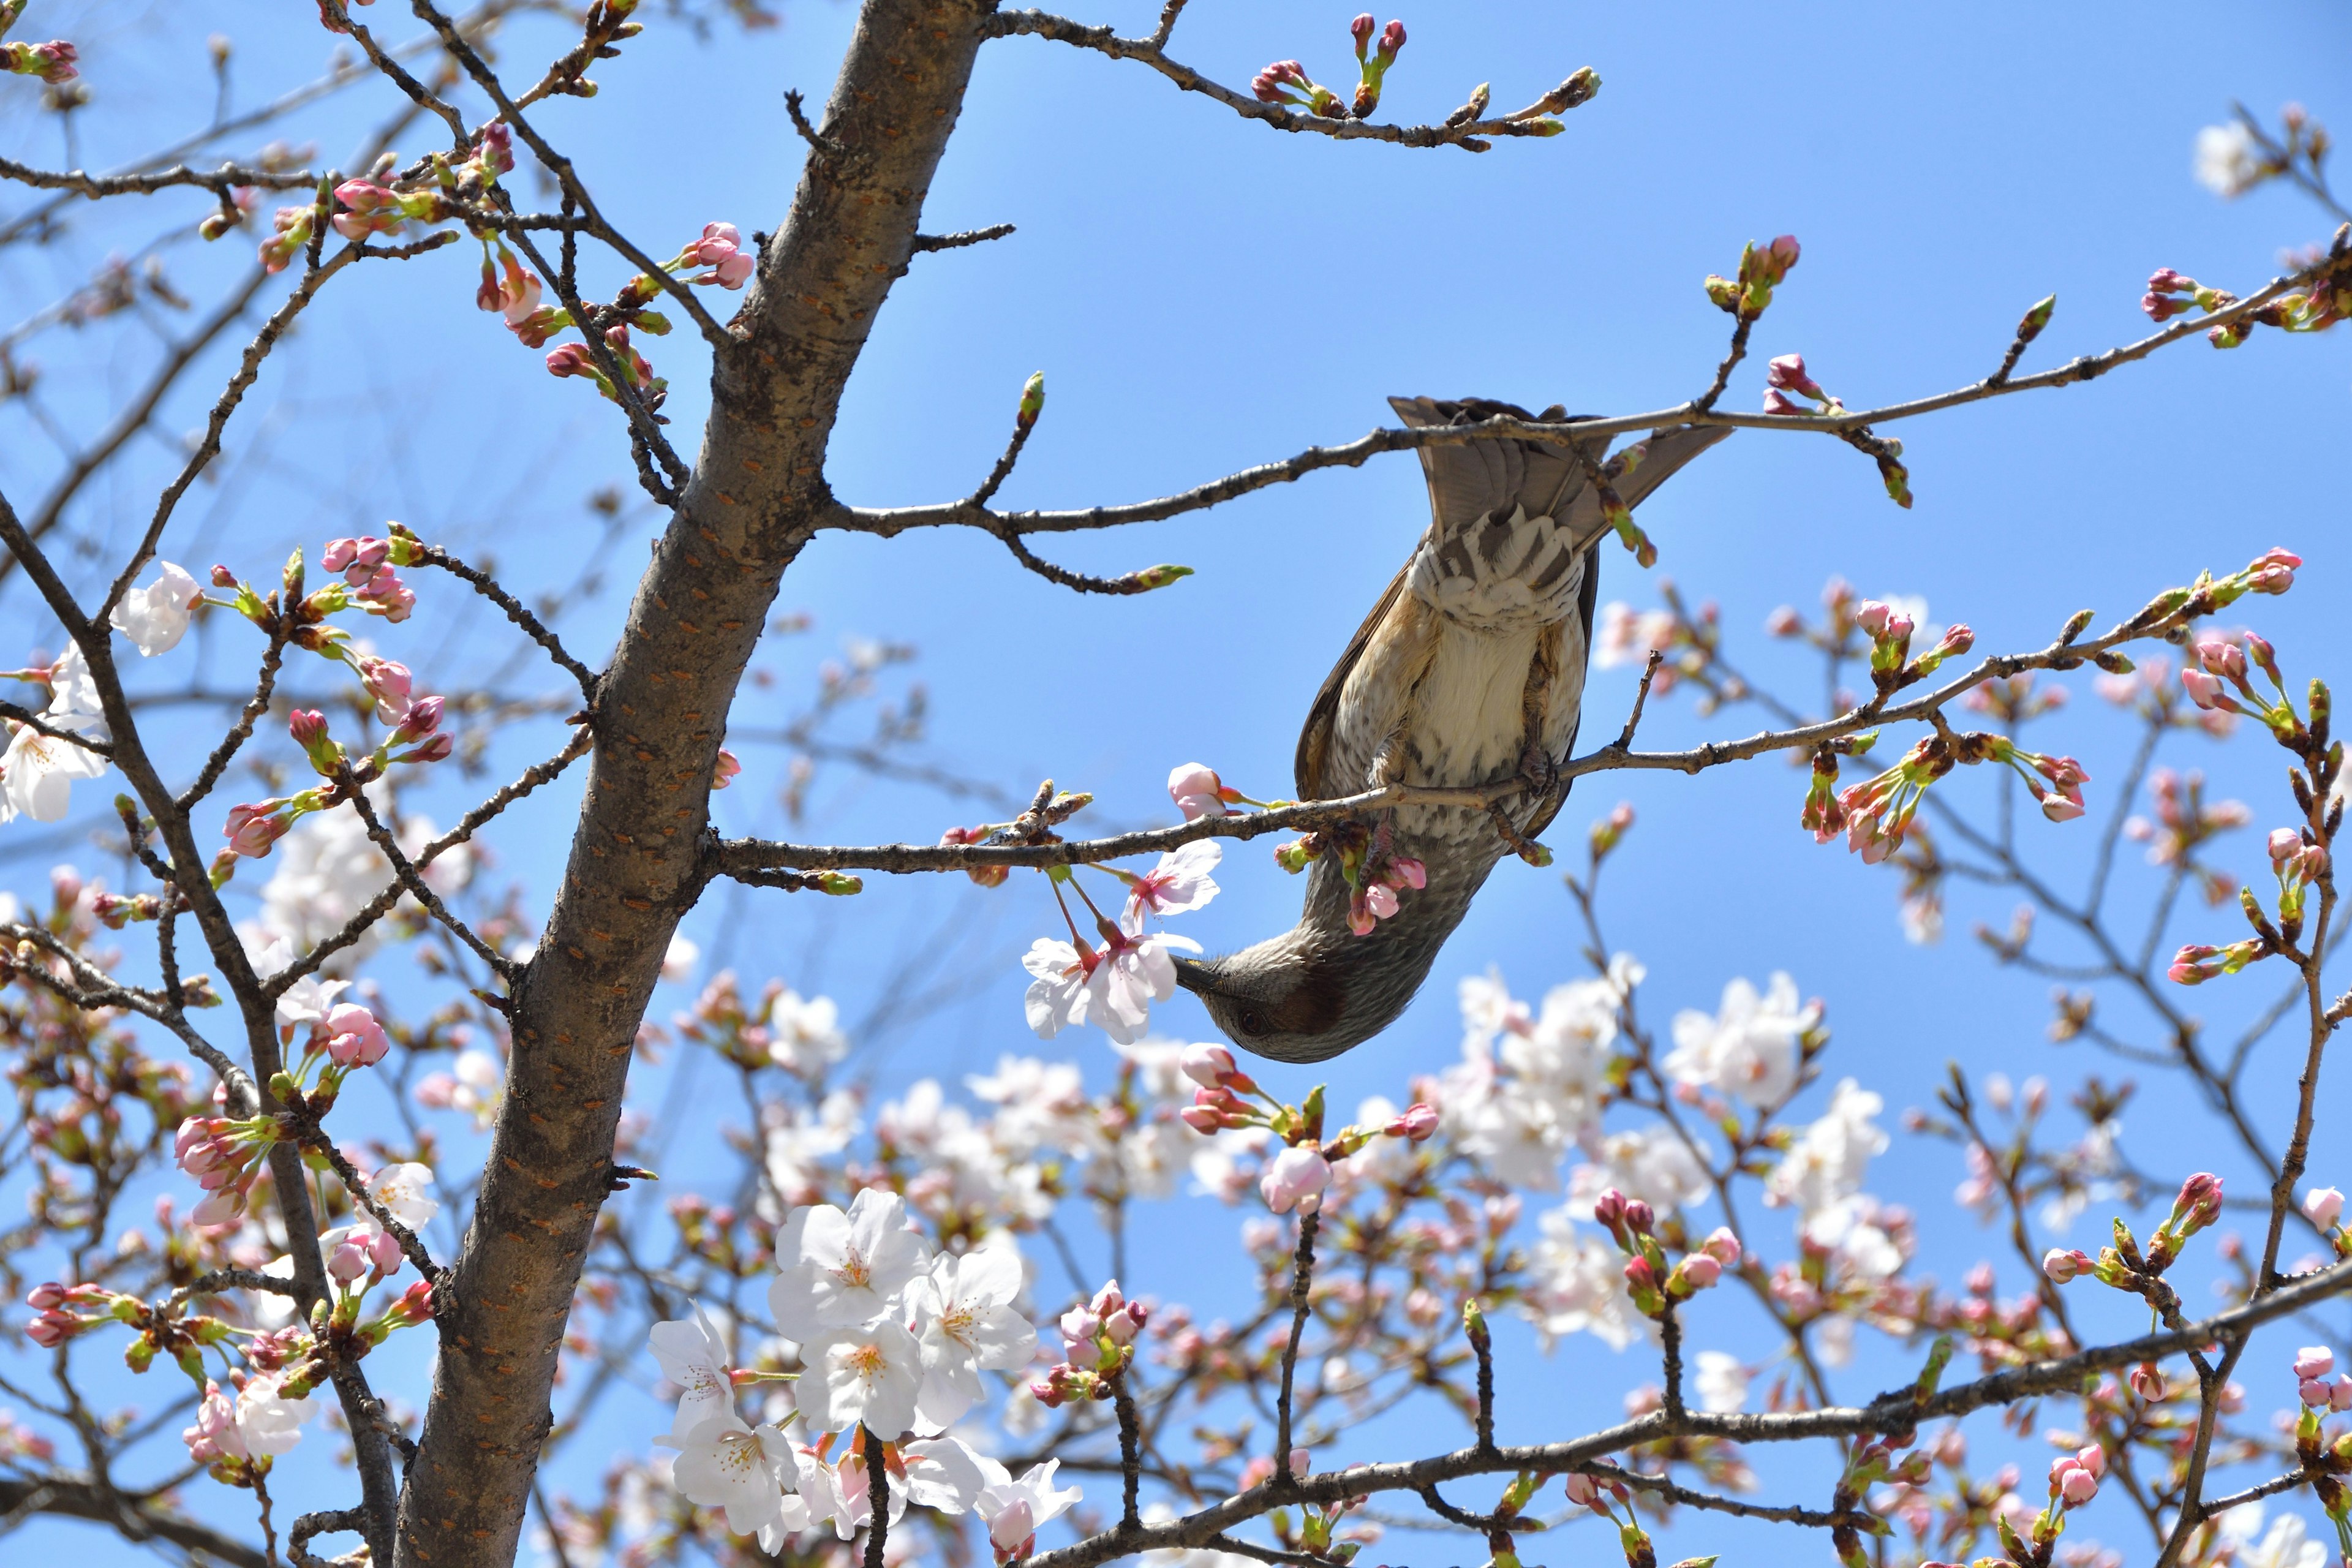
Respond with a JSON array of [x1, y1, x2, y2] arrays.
[[4, 1, 2350, 1562]]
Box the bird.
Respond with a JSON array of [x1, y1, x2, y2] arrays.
[[1173, 396, 1730, 1062]]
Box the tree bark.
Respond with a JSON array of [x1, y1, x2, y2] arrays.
[[391, 4, 995, 1564]]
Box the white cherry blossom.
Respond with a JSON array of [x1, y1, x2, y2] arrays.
[[647, 1304, 734, 1442], [975, 1456, 1084, 1559], [108, 560, 202, 656], [794, 1316, 924, 1438], [898, 1434, 989, 1512], [1665, 972, 1815, 1109], [1125, 840, 1221, 920], [1763, 1079, 1888, 1218], [907, 1246, 1035, 1429], [1523, 1211, 1642, 1351], [1, 653, 108, 824], [670, 1414, 796, 1536], [768, 1188, 930, 1338], [767, 988, 848, 1075]]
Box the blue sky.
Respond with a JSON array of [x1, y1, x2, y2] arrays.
[[4, 1, 2350, 1561]]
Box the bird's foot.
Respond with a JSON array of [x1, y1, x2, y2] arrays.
[[1513, 740, 1562, 803]]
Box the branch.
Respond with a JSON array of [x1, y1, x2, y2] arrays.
[[986, 10, 1596, 153], [0, 1475, 267, 1568], [1018, 1257, 2352, 1568], [266, 725, 592, 998], [417, 545, 601, 701], [829, 255, 2334, 540], [710, 592, 2202, 881], [911, 222, 1016, 252], [0, 155, 317, 198]]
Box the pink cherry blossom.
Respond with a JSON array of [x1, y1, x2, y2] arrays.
[[1259, 1144, 1330, 1215]]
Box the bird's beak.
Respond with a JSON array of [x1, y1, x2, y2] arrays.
[[1170, 954, 1209, 995]]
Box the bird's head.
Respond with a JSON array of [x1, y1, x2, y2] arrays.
[[1172, 927, 1393, 1064]]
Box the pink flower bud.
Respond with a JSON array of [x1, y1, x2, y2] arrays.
[[224, 799, 291, 859], [1563, 1472, 1604, 1509], [1764, 352, 1823, 398], [1621, 1197, 1655, 1235], [2179, 668, 2241, 713], [711, 748, 741, 790], [26, 1309, 78, 1347], [1168, 762, 1231, 820], [1287, 1447, 1312, 1477], [1378, 20, 1404, 61], [2059, 1464, 2098, 1506], [2300, 1377, 2331, 1408], [396, 694, 445, 740], [2294, 1345, 2335, 1381], [2304, 1186, 2345, 1229], [2270, 827, 2305, 866], [2043, 1247, 2089, 1283], [2333, 1376, 2352, 1413], [2195, 638, 2248, 682], [1678, 1254, 1721, 1289], [356, 655, 413, 725], [1181, 1041, 1238, 1088], [1762, 388, 1807, 417], [1700, 1227, 1742, 1267], [324, 1003, 391, 1068], [328, 1240, 371, 1283], [288, 709, 330, 749], [2129, 1362, 2166, 1401], [546, 342, 598, 379], [1385, 1102, 1439, 1142], [1349, 12, 1373, 47], [1180, 1104, 1223, 1134], [210, 564, 238, 588], [26, 1281, 69, 1310]]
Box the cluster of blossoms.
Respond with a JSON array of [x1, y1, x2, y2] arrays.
[[202, 529, 461, 868], [1030, 1278, 1147, 1407], [2144, 254, 2350, 346], [1251, 13, 1405, 121], [2, 554, 211, 822], [652, 1189, 1086, 1560], [1021, 836, 1219, 1046], [2162, 611, 2336, 987], [1591, 1186, 1739, 1316], [1807, 727, 2090, 864], [494, 220, 751, 409], [1178, 1040, 1436, 1216], [1167, 759, 1433, 933]]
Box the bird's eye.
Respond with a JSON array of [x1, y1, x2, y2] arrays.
[[1237, 1009, 1266, 1036]]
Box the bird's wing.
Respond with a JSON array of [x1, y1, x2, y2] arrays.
[[1294, 559, 1411, 801]]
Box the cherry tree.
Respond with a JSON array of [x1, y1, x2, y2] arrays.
[[2, 6, 2350, 1568]]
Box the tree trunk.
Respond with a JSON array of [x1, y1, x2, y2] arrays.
[[391, 4, 994, 1562]]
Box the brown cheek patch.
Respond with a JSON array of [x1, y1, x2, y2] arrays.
[[1272, 952, 1348, 1038]]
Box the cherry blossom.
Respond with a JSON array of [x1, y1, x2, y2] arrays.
[[1763, 1078, 1888, 1218], [1, 648, 108, 824], [1126, 840, 1222, 921], [1167, 762, 1237, 820], [108, 560, 202, 656], [976, 1456, 1084, 1561], [669, 1413, 797, 1536], [1664, 972, 1817, 1109], [1259, 1144, 1331, 1215], [414, 1048, 503, 1128], [907, 1246, 1035, 1429], [647, 1305, 735, 1442], [323, 1001, 392, 1068], [794, 1316, 924, 1437], [767, 1188, 931, 1339]]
